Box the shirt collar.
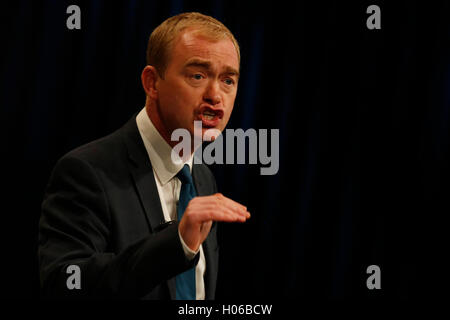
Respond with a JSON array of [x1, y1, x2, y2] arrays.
[[136, 107, 193, 185]]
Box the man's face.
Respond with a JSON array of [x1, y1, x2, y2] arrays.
[[154, 28, 239, 142]]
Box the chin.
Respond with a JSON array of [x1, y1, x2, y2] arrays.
[[202, 127, 222, 141]]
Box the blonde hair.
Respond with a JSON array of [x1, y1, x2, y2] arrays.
[[146, 12, 240, 78]]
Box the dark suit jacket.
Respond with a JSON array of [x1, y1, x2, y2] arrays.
[[38, 114, 219, 299]]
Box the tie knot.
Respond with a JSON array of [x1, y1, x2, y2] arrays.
[[176, 164, 194, 185]]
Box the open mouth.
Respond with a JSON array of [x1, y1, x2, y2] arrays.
[[202, 110, 216, 121], [199, 106, 224, 127]]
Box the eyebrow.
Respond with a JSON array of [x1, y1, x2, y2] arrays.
[[184, 58, 240, 78]]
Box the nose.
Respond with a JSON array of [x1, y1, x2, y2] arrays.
[[203, 80, 222, 106]]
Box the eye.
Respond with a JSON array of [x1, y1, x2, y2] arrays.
[[192, 74, 204, 80], [223, 78, 235, 86]]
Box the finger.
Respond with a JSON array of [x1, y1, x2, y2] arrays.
[[214, 194, 248, 215], [216, 199, 250, 220], [193, 205, 246, 223], [189, 195, 250, 219], [216, 193, 246, 210], [218, 205, 248, 222], [210, 205, 246, 222]]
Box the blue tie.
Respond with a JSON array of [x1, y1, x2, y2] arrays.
[[176, 164, 197, 300]]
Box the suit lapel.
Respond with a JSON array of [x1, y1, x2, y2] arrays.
[[123, 116, 179, 299], [122, 115, 165, 234]]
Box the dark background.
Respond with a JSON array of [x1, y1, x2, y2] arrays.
[[1, 0, 448, 299]]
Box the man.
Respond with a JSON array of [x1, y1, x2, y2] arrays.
[[38, 12, 249, 299]]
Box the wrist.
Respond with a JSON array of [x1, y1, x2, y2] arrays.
[[178, 228, 199, 260]]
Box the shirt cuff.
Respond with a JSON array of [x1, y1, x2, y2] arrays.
[[178, 228, 199, 260]]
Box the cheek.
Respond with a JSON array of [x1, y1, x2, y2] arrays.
[[163, 81, 198, 108], [160, 88, 198, 131], [159, 83, 187, 115], [223, 95, 236, 120]]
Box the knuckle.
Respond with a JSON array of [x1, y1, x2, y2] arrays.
[[182, 211, 191, 220], [184, 208, 194, 219]]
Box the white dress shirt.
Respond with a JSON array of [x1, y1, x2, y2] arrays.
[[136, 107, 206, 300]]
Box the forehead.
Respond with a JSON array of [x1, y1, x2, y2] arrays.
[[170, 29, 239, 70]]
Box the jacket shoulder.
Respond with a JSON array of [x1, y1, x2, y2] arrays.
[[64, 131, 123, 164], [58, 116, 137, 170]]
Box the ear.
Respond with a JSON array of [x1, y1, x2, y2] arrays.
[[141, 65, 159, 100]]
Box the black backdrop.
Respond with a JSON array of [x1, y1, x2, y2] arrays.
[[2, 0, 449, 299]]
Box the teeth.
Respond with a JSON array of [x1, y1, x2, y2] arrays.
[[203, 110, 216, 120]]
